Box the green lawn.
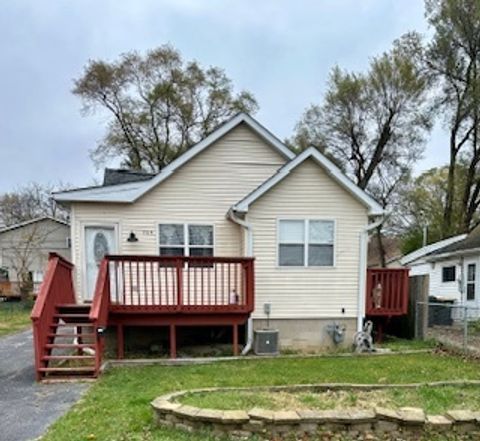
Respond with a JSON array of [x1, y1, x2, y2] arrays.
[[0, 301, 32, 337], [42, 353, 480, 441], [180, 384, 480, 414]]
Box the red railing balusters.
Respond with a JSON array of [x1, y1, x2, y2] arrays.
[[31, 253, 76, 382], [201, 265, 204, 306], [366, 268, 409, 317], [214, 263, 218, 306], [102, 256, 254, 314], [176, 258, 183, 310]]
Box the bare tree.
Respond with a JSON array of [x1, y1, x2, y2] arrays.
[[425, 0, 480, 234], [292, 34, 432, 266], [3, 222, 59, 300], [73, 45, 258, 172], [0, 182, 70, 227]]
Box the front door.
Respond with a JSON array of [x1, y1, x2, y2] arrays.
[[84, 226, 117, 301], [464, 259, 478, 309]]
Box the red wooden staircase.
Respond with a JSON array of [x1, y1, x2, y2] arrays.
[[31, 254, 103, 381], [38, 304, 97, 379]]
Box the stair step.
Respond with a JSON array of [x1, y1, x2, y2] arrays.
[[41, 377, 97, 383], [56, 308, 91, 314], [51, 323, 94, 328], [48, 333, 95, 338], [54, 314, 90, 318], [45, 343, 96, 349], [39, 367, 96, 373], [42, 355, 95, 361], [57, 303, 90, 308]]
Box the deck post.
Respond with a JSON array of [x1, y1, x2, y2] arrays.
[[117, 324, 124, 359], [170, 324, 177, 359], [233, 323, 239, 356]]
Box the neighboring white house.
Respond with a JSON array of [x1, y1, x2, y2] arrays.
[[0, 217, 70, 294], [400, 229, 480, 308], [54, 113, 383, 348]]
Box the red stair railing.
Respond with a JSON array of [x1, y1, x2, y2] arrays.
[[89, 259, 110, 375], [31, 253, 76, 381], [366, 268, 409, 316]]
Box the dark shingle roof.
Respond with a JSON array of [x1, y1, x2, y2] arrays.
[[429, 224, 480, 256], [102, 168, 156, 186]]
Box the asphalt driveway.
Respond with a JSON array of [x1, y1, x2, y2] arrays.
[[0, 329, 89, 441]]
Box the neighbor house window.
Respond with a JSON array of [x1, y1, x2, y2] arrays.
[[278, 219, 334, 267], [159, 224, 213, 256], [442, 266, 456, 283], [467, 263, 476, 301]]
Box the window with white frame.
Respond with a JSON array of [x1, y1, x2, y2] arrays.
[[158, 224, 214, 256], [278, 219, 334, 267]]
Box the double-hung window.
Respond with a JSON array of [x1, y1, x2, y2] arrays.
[[159, 224, 214, 256], [278, 219, 334, 267]]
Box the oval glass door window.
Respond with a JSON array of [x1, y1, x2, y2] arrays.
[[93, 232, 109, 265]]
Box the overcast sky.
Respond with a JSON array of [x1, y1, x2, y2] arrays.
[[0, 0, 447, 193]]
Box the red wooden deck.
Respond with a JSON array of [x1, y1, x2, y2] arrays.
[[31, 255, 408, 381], [31, 254, 255, 380], [366, 268, 409, 317]]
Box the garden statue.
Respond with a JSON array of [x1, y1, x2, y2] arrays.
[[353, 320, 374, 353]]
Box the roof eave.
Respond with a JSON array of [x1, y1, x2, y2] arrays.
[[427, 247, 480, 262], [400, 234, 468, 265], [53, 113, 295, 204]]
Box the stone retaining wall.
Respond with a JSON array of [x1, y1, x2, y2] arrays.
[[151, 383, 480, 440]]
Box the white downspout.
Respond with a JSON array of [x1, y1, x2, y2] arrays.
[[357, 216, 384, 333], [227, 209, 254, 355]]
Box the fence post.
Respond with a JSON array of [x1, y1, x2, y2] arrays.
[[415, 301, 420, 340], [409, 275, 429, 340], [463, 305, 468, 353]]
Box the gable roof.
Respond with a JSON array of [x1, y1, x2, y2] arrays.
[[232, 147, 384, 216], [400, 233, 467, 266], [0, 216, 69, 235], [54, 113, 295, 204], [424, 224, 480, 260]]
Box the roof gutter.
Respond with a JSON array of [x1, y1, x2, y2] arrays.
[[227, 209, 253, 256], [227, 209, 254, 355], [357, 215, 384, 333]]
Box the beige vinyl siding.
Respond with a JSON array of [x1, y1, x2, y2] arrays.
[[247, 159, 369, 319], [71, 123, 286, 299]]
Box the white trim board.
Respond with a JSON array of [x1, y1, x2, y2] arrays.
[[0, 216, 69, 234], [232, 147, 384, 216], [53, 113, 295, 204]]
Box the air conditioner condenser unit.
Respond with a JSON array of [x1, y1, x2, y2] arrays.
[[253, 329, 279, 355]]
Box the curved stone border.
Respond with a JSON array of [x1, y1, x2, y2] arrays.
[[152, 381, 480, 440]]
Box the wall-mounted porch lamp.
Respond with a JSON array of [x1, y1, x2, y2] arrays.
[[127, 231, 138, 242]]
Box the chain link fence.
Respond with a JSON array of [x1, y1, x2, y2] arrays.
[[416, 301, 480, 353]]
